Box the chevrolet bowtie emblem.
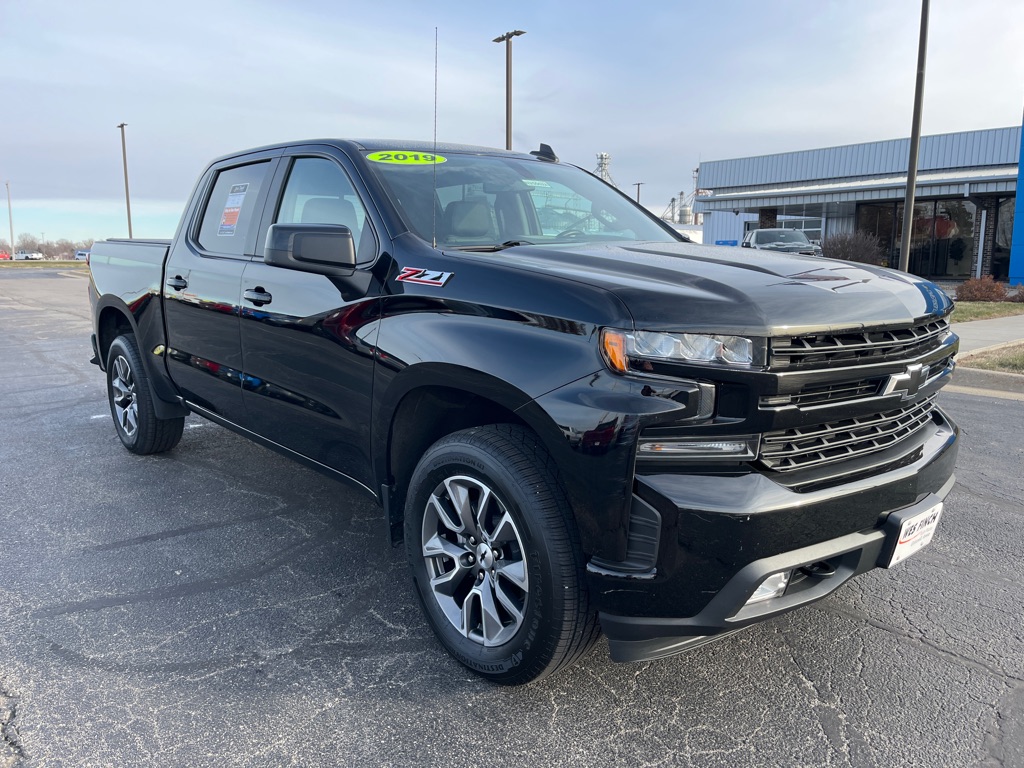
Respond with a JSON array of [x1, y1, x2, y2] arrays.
[[882, 364, 930, 401]]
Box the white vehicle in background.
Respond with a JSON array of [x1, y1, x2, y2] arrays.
[[13, 251, 45, 260]]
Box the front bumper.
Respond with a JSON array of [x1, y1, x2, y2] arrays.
[[592, 408, 958, 662]]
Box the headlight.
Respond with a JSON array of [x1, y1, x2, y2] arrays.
[[601, 329, 760, 372]]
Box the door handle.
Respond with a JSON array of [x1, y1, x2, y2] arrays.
[[243, 288, 273, 307], [166, 276, 188, 291]]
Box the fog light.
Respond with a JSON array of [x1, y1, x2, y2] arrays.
[[745, 571, 791, 605], [636, 435, 759, 461]]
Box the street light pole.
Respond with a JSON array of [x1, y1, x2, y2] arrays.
[[898, 0, 929, 273], [633, 182, 644, 203], [5, 181, 13, 256], [492, 30, 525, 151], [118, 122, 134, 239]]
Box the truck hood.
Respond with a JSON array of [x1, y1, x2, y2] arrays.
[[475, 241, 952, 336]]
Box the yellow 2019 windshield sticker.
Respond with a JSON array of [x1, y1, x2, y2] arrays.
[[367, 151, 447, 165]]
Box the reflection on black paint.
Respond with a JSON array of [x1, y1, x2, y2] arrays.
[[239, 299, 379, 358], [166, 347, 244, 386], [321, 300, 380, 355], [166, 344, 344, 420], [169, 294, 240, 316], [126, 292, 153, 318], [236, 299, 381, 420], [242, 377, 339, 418], [382, 294, 588, 337]]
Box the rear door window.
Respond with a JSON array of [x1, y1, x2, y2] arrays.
[[197, 161, 271, 256]]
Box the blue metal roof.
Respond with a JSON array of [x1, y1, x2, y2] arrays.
[[696, 165, 1017, 211], [698, 126, 1021, 190]]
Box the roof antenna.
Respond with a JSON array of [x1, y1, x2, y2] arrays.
[[432, 27, 438, 248], [530, 143, 559, 162]]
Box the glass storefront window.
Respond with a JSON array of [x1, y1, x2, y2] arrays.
[[933, 200, 975, 278], [993, 197, 1014, 279], [857, 204, 896, 265], [895, 202, 935, 276], [858, 199, 977, 279]]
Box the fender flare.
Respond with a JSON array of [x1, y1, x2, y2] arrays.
[[94, 295, 189, 419]]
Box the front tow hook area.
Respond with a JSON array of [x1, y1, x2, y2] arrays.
[[799, 561, 837, 579]]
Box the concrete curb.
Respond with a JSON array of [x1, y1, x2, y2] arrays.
[[951, 365, 1024, 395], [957, 339, 1024, 359]]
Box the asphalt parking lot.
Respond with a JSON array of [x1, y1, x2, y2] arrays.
[[1, 268, 1022, 767]]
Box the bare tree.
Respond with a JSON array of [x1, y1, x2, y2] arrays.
[[3, 235, 98, 258], [16, 235, 39, 254]]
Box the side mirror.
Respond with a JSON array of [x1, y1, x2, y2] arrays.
[[264, 223, 356, 276], [740, 241, 752, 248]]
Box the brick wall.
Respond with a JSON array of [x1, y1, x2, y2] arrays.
[[758, 208, 778, 229]]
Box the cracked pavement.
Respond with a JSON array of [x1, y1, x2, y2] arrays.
[[0, 269, 1021, 767]]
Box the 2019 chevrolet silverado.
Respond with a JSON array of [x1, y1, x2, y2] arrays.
[[89, 139, 959, 684]]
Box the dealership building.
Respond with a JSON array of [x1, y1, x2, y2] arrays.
[[695, 125, 1022, 284]]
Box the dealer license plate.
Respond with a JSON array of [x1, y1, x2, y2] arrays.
[[885, 503, 943, 568]]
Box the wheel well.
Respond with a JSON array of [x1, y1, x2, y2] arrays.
[[386, 386, 528, 539], [97, 307, 134, 365]]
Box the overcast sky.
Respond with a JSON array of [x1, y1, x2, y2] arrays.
[[2, 0, 1023, 243]]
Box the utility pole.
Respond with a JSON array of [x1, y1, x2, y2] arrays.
[[118, 122, 134, 238], [5, 181, 13, 256], [633, 182, 644, 203], [898, 0, 929, 273], [492, 30, 525, 151]]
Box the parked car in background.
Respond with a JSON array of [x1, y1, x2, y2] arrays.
[[741, 228, 822, 257], [13, 250, 45, 260], [74, 250, 91, 261], [0, 251, 10, 260]]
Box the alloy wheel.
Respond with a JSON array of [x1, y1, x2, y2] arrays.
[[421, 475, 529, 647], [110, 355, 139, 440]]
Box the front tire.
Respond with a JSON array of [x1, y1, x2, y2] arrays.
[[106, 334, 184, 455], [405, 424, 599, 685]]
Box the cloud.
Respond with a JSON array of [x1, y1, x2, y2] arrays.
[[3, 0, 1022, 237]]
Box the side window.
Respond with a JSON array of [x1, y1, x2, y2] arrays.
[[276, 158, 376, 262], [197, 161, 271, 256]]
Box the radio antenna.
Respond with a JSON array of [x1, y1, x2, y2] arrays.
[[432, 27, 438, 248]]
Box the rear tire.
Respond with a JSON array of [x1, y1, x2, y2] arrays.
[[405, 424, 599, 685], [106, 334, 184, 455]]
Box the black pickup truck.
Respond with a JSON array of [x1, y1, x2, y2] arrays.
[[89, 139, 959, 684]]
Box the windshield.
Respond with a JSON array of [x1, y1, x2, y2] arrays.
[[363, 151, 679, 249], [754, 229, 811, 246]]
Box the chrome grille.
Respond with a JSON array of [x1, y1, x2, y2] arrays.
[[770, 319, 949, 370], [760, 378, 884, 408], [760, 354, 955, 410], [760, 396, 937, 473]]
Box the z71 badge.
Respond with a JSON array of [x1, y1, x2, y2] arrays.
[[396, 267, 455, 287]]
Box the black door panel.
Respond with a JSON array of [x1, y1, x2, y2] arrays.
[[239, 261, 381, 487], [163, 156, 278, 424], [162, 255, 247, 421]]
